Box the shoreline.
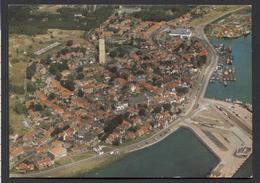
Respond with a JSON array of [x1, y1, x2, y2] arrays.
[[207, 32, 251, 40]]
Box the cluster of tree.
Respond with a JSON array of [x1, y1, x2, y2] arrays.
[[77, 88, 84, 98], [14, 102, 27, 114], [33, 103, 43, 111], [112, 139, 121, 146], [153, 105, 163, 114], [176, 86, 189, 95], [27, 81, 36, 93], [57, 46, 87, 57], [10, 125, 14, 135], [48, 92, 56, 101], [60, 79, 75, 91], [102, 115, 124, 138], [11, 58, 20, 64], [26, 62, 37, 79], [49, 60, 69, 75], [128, 125, 139, 133], [197, 55, 207, 67], [132, 6, 193, 22], [10, 84, 25, 95], [9, 5, 115, 35], [109, 46, 129, 58], [8, 5, 37, 22], [51, 124, 70, 137], [66, 40, 73, 47], [40, 55, 52, 65]]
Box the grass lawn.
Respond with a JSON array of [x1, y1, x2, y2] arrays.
[[38, 5, 64, 14], [55, 156, 73, 166], [189, 5, 246, 26], [9, 96, 27, 136], [71, 152, 96, 162]]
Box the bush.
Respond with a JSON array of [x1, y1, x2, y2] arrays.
[[76, 73, 84, 80], [66, 40, 73, 47], [11, 58, 19, 64], [60, 80, 75, 91], [27, 81, 36, 93], [10, 84, 25, 95], [77, 89, 84, 97], [49, 60, 69, 75], [26, 62, 37, 79], [33, 103, 43, 111], [48, 93, 56, 100], [14, 102, 27, 114]]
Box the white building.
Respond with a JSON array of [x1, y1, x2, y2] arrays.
[[169, 28, 192, 39]]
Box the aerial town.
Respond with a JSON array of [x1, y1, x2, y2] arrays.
[[9, 5, 252, 178]]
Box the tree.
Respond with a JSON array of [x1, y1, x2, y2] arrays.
[[27, 81, 36, 93], [66, 40, 73, 46], [153, 106, 162, 114], [163, 103, 172, 111], [68, 73, 76, 81], [26, 62, 36, 79], [109, 50, 117, 58], [14, 102, 27, 114], [176, 86, 188, 95], [112, 139, 120, 146], [48, 93, 56, 100], [76, 66, 83, 73], [10, 84, 25, 95], [10, 125, 14, 135], [55, 72, 62, 81], [139, 108, 146, 116], [77, 89, 84, 97], [41, 55, 52, 65], [34, 103, 43, 111], [80, 47, 86, 55], [60, 80, 75, 91], [11, 58, 19, 64], [76, 73, 84, 80], [49, 63, 59, 75]]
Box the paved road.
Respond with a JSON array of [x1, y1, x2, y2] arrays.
[[10, 6, 248, 177]]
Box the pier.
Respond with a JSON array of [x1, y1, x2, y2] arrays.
[[181, 98, 252, 177]]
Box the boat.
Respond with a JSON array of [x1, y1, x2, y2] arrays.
[[243, 30, 251, 36], [224, 80, 228, 87], [234, 99, 243, 104]]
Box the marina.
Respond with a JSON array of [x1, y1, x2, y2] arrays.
[[205, 33, 252, 104], [209, 44, 236, 87]]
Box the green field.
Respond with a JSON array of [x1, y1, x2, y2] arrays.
[[9, 5, 115, 35], [189, 5, 247, 26]]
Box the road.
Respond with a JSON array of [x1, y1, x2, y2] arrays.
[[10, 5, 249, 177]]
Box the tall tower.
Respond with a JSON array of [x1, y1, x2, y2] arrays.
[[99, 39, 106, 65]]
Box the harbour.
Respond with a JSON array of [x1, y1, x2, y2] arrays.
[[205, 33, 252, 104], [82, 33, 252, 178]]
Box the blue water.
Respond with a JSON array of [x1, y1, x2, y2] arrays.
[[205, 34, 252, 104], [206, 34, 252, 177], [84, 128, 219, 177]]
